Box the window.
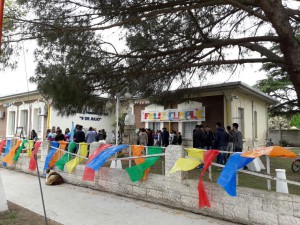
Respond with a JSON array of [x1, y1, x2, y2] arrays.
[[148, 122, 161, 131], [20, 110, 29, 136], [183, 122, 197, 138], [8, 111, 16, 135], [238, 108, 245, 135], [254, 111, 258, 139]]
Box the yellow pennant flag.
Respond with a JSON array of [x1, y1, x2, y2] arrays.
[[2, 140, 22, 164], [169, 148, 204, 174], [66, 143, 88, 173], [27, 140, 35, 157]]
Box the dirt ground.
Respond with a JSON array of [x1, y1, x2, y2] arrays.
[[0, 201, 61, 225]]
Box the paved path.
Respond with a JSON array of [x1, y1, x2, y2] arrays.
[[1, 169, 236, 225]]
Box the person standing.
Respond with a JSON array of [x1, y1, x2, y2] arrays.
[[139, 128, 147, 146], [86, 127, 97, 144], [171, 131, 178, 145], [177, 132, 182, 145], [232, 123, 243, 152], [147, 129, 153, 146], [54, 129, 66, 141], [215, 122, 229, 166], [204, 126, 215, 150], [161, 127, 169, 147], [226, 126, 234, 152], [193, 125, 206, 149], [30, 129, 38, 141]]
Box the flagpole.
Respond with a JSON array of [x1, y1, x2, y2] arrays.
[[0, 0, 5, 49]]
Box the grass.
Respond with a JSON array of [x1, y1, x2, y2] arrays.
[[111, 147, 300, 195]]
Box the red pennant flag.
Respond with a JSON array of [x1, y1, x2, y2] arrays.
[[28, 141, 42, 171], [198, 150, 219, 208], [0, 139, 6, 155], [82, 144, 111, 181]]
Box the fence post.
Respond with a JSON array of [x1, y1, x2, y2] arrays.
[[165, 145, 186, 182], [266, 156, 271, 190], [0, 172, 8, 213]]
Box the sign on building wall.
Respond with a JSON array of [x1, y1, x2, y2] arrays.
[[141, 108, 205, 122]]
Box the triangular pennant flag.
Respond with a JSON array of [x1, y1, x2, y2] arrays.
[[28, 141, 42, 171], [2, 139, 11, 167], [2, 140, 22, 165], [82, 144, 112, 181], [169, 158, 201, 173], [43, 142, 60, 175], [126, 147, 162, 182], [198, 150, 219, 208], [87, 145, 129, 171], [27, 140, 35, 157], [131, 145, 149, 181], [49, 141, 68, 168], [65, 143, 88, 173], [217, 153, 254, 196], [13, 139, 29, 162], [55, 142, 77, 171]]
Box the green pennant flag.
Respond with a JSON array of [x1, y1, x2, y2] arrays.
[[55, 142, 77, 170], [13, 139, 29, 162], [126, 147, 162, 182]]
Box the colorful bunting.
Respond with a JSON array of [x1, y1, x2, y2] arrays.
[[13, 139, 29, 162], [126, 147, 162, 182], [87, 145, 129, 171], [2, 139, 11, 167], [131, 145, 149, 181], [43, 142, 60, 175], [2, 140, 22, 165], [65, 143, 88, 173], [82, 144, 112, 181], [49, 141, 68, 168], [217, 153, 254, 196], [55, 142, 77, 171], [198, 150, 219, 208], [241, 145, 296, 158], [28, 141, 42, 171]]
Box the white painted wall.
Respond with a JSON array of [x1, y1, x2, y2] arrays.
[[49, 108, 115, 135], [6, 105, 18, 138]]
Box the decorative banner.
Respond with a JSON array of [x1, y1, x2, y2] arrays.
[[49, 141, 68, 168], [169, 148, 204, 173], [28, 141, 42, 171], [141, 108, 205, 122], [13, 139, 29, 162], [55, 142, 77, 171], [198, 150, 219, 208], [43, 141, 60, 175], [2, 140, 22, 165], [2, 139, 11, 167], [126, 147, 162, 182], [131, 145, 149, 181], [241, 145, 296, 158], [87, 145, 129, 171], [27, 140, 35, 157], [217, 153, 254, 196], [82, 144, 112, 181], [0, 139, 6, 155], [65, 143, 88, 173]]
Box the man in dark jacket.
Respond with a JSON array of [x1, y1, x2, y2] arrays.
[[193, 125, 207, 149], [204, 126, 215, 150], [215, 122, 229, 166], [74, 125, 85, 153], [161, 127, 169, 147]]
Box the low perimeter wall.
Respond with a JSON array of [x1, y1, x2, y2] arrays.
[[1, 144, 300, 225]]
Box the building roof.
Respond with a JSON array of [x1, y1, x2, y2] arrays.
[[0, 90, 41, 101]]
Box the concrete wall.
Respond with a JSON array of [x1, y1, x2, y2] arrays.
[[269, 130, 300, 146], [1, 145, 300, 225]]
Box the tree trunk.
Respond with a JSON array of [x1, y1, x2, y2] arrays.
[[259, 0, 300, 104]]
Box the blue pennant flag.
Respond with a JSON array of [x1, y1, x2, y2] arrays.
[[217, 153, 254, 196], [2, 139, 11, 167], [43, 141, 60, 175]]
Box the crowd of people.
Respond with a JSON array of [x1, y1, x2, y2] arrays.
[[136, 127, 182, 147], [45, 125, 107, 144], [192, 122, 243, 166]]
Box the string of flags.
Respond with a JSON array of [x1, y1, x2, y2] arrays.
[[0, 136, 297, 209]]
